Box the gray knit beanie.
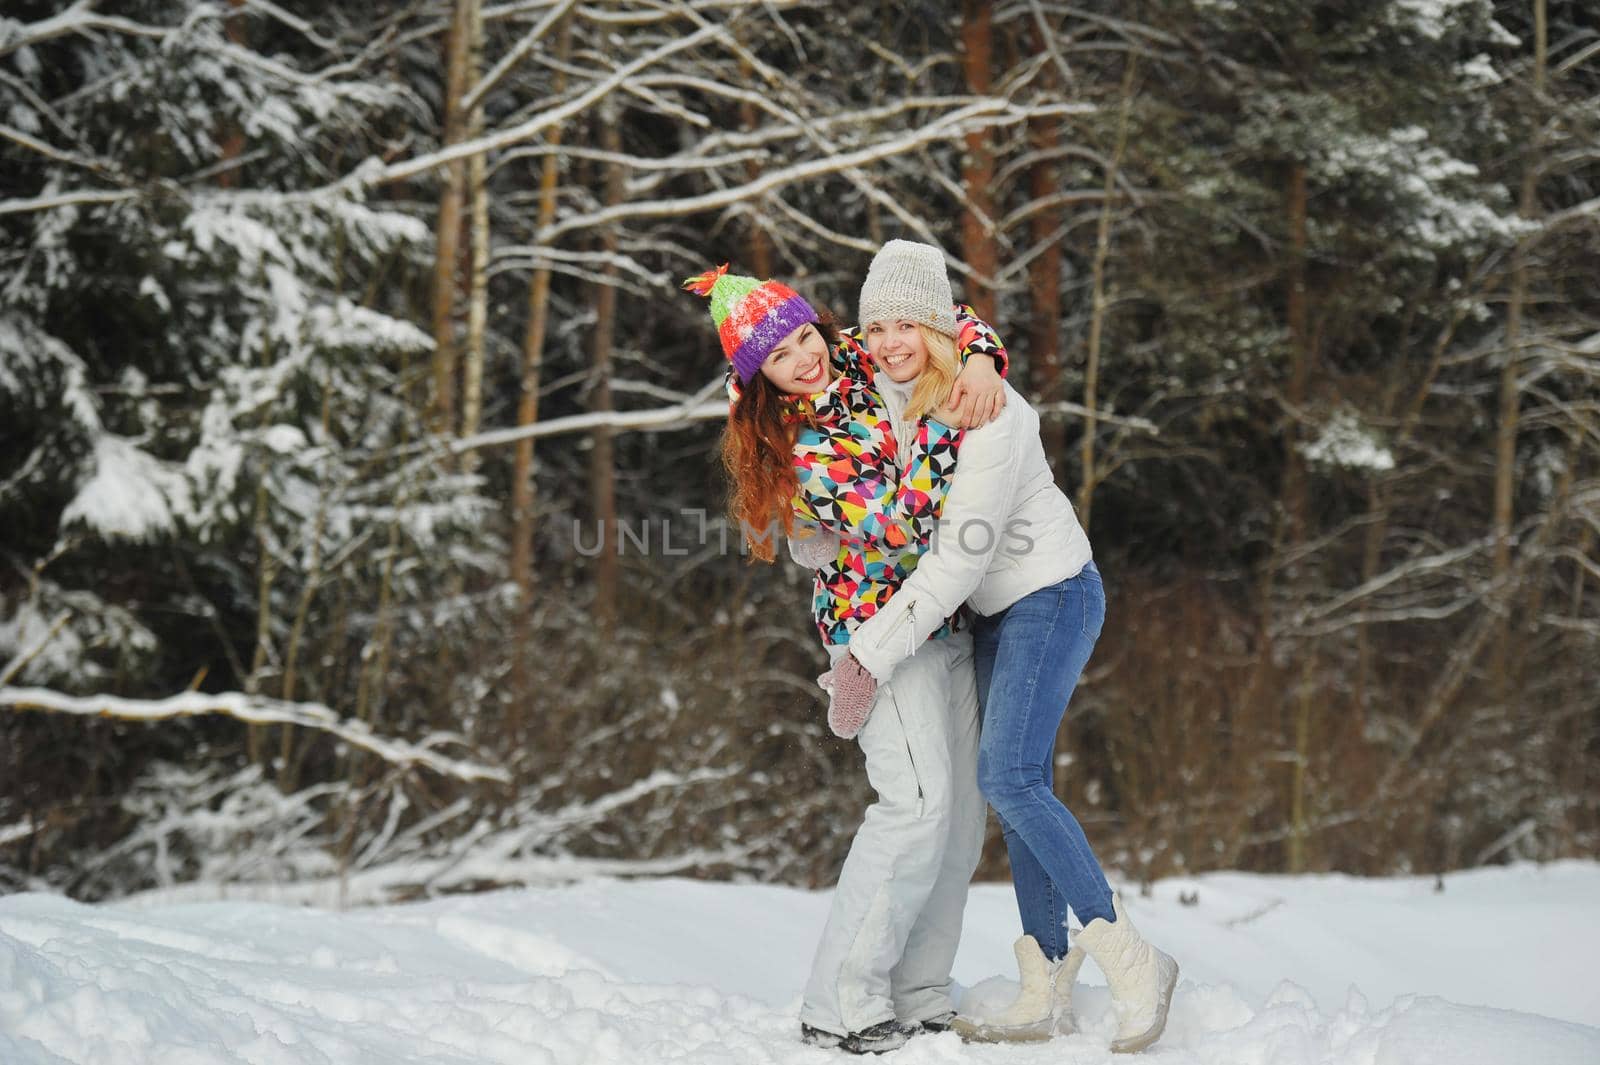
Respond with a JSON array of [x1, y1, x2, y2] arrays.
[[858, 239, 958, 336]]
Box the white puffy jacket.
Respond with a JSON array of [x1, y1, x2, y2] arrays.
[[849, 382, 1092, 683]]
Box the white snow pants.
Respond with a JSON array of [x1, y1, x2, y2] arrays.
[[799, 630, 986, 1035]]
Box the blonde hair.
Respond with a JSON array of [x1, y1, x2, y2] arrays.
[[905, 325, 961, 422]]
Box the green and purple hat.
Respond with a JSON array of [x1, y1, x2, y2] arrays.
[[683, 264, 820, 384]]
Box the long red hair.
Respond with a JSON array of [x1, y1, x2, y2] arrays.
[[719, 309, 842, 562]]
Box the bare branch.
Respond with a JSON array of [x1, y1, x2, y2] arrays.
[[0, 686, 509, 784], [0, 122, 121, 179], [462, 0, 579, 112], [376, 22, 724, 185], [0, 612, 72, 687], [0, 187, 139, 217], [536, 99, 1094, 242], [450, 394, 727, 452], [0, 2, 169, 57]]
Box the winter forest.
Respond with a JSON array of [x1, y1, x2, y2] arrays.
[[1, 0, 1597, 911]]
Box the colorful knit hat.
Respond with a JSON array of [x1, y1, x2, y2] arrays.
[[683, 264, 820, 384]]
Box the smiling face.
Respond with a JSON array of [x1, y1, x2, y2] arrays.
[[864, 319, 930, 382], [758, 321, 831, 395]]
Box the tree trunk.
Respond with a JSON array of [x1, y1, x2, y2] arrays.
[[1572, 524, 1592, 620], [429, 0, 473, 436], [740, 56, 773, 279], [1284, 163, 1311, 548], [1287, 650, 1317, 872], [589, 107, 624, 632], [227, 0, 262, 763], [354, 507, 403, 729], [1492, 0, 1546, 697], [1027, 37, 1064, 470], [1354, 309, 1467, 732], [278, 377, 334, 792], [1235, 161, 1317, 869], [247, 470, 275, 766], [1077, 57, 1138, 528], [1282, 161, 1313, 872], [460, 0, 488, 473], [217, 0, 248, 189], [1352, 485, 1384, 733], [509, 18, 573, 718], [959, 0, 997, 323]]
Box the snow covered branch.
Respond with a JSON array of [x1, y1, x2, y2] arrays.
[[1032, 400, 1159, 433], [535, 99, 1095, 242], [0, 2, 169, 57], [1291, 541, 1489, 628], [462, 0, 578, 112], [0, 611, 71, 687], [1541, 194, 1600, 232], [374, 22, 724, 185], [452, 401, 727, 452], [0, 123, 118, 177], [0, 687, 509, 784], [0, 187, 139, 217], [434, 361, 1161, 457], [443, 377, 728, 453]]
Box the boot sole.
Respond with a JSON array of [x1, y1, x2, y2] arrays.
[[843, 1034, 910, 1055], [951, 1014, 1055, 1044], [800, 1025, 845, 1050], [801, 1026, 910, 1055], [1110, 957, 1180, 1054]]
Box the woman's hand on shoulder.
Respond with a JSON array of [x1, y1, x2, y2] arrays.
[[945, 353, 1006, 429]]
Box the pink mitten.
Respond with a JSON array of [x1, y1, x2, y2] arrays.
[[788, 529, 842, 569], [827, 653, 879, 739]]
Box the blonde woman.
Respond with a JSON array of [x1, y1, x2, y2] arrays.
[[825, 240, 1181, 1052]]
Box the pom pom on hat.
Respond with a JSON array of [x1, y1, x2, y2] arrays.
[[682, 263, 729, 297]]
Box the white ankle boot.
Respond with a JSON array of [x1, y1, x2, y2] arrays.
[[1075, 893, 1179, 1053], [952, 935, 1084, 1043]]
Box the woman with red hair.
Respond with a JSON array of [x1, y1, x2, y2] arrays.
[[686, 261, 1005, 1055]]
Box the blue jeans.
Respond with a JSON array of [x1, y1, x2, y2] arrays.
[[972, 562, 1114, 960]]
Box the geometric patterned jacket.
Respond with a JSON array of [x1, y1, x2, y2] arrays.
[[787, 306, 1009, 646]]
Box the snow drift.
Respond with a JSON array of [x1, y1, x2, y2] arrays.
[[1, 862, 1597, 1064]]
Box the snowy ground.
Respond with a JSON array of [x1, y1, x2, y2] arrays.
[[2, 862, 1598, 1064]]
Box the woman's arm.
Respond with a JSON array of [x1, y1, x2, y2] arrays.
[[956, 305, 1010, 376], [834, 307, 1009, 383], [943, 308, 1009, 428]]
